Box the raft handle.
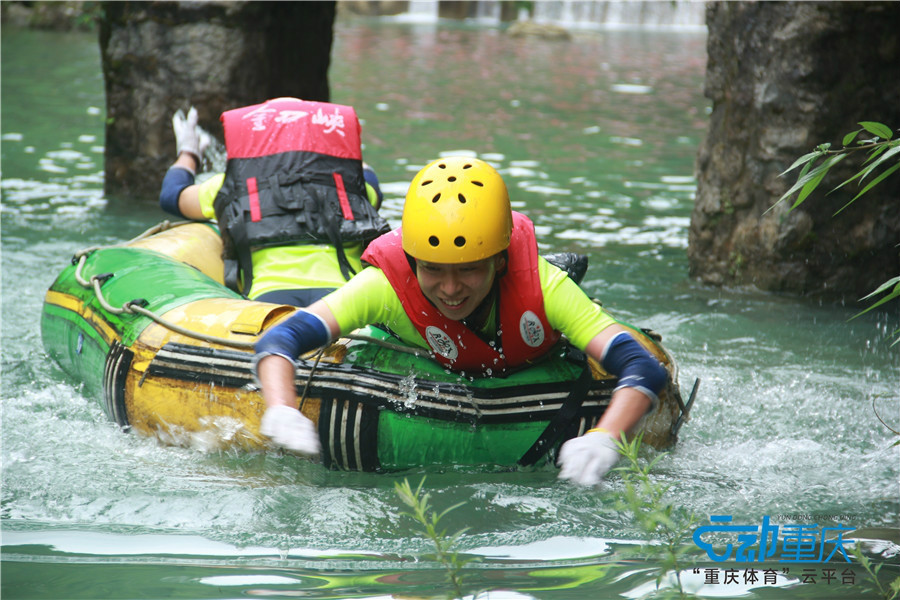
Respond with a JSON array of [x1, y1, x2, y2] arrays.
[[94, 272, 114, 285]]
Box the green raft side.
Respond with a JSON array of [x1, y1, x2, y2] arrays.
[[41, 247, 241, 396], [333, 324, 670, 471], [377, 413, 552, 470], [335, 328, 602, 470], [41, 301, 112, 399]]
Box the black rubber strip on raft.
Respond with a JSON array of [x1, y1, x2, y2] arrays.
[[319, 397, 380, 471], [147, 342, 614, 425], [103, 341, 134, 428]]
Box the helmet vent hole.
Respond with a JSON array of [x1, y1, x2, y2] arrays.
[[432, 193, 441, 203], [438, 163, 446, 169], [457, 194, 467, 204], [463, 164, 472, 169], [472, 180, 484, 187], [422, 179, 433, 186], [448, 176, 457, 182], [454, 236, 466, 247], [429, 236, 440, 247]]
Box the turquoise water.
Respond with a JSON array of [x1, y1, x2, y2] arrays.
[[2, 18, 898, 600]]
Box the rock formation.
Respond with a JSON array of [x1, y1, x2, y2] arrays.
[[98, 1, 335, 200], [690, 1, 900, 299]]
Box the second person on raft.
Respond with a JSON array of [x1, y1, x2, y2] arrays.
[[254, 156, 668, 486]]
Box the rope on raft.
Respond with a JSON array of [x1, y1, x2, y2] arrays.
[[71, 220, 433, 356], [72, 220, 257, 351]]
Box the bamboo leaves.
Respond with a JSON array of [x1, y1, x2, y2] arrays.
[[774, 121, 899, 215], [852, 276, 900, 346], [775, 120, 899, 347]]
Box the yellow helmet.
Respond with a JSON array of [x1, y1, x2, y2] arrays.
[[402, 157, 512, 263]]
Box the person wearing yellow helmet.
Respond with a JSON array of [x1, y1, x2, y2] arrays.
[[254, 156, 668, 485]]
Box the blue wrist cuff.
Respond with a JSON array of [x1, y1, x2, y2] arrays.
[[159, 166, 195, 218], [601, 332, 668, 409], [255, 309, 331, 364]]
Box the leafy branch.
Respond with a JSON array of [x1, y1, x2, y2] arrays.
[[775, 121, 900, 345], [394, 477, 479, 599], [614, 434, 698, 599], [774, 121, 900, 215], [851, 543, 900, 600]]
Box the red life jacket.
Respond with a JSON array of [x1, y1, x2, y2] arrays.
[[213, 97, 389, 294], [362, 212, 560, 375]]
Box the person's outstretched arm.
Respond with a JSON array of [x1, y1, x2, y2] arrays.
[[557, 324, 667, 486], [254, 300, 341, 455]]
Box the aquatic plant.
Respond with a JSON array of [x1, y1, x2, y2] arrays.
[[614, 434, 699, 599], [851, 544, 900, 600], [394, 477, 479, 599]]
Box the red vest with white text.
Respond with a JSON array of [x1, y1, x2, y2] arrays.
[[362, 212, 560, 374], [213, 97, 389, 294]]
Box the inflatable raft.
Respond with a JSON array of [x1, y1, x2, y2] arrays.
[[40, 221, 696, 471]]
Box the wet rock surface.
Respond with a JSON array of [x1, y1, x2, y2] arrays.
[[690, 1, 900, 299], [98, 1, 335, 200]]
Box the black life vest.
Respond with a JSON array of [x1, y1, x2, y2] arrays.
[[212, 97, 390, 295]]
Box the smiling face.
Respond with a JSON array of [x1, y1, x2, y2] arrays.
[[415, 255, 505, 320]]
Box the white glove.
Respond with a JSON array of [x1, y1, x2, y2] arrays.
[[260, 405, 321, 456], [557, 430, 620, 486], [172, 106, 211, 162]]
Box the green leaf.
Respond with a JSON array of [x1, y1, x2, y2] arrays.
[[794, 169, 830, 208], [835, 161, 900, 214], [859, 276, 900, 301], [796, 155, 818, 181], [772, 168, 820, 210], [831, 142, 897, 192], [863, 143, 891, 165], [778, 154, 846, 210], [850, 278, 900, 318], [437, 502, 466, 521], [832, 168, 866, 193], [780, 149, 825, 177], [859, 121, 893, 140], [860, 144, 900, 182], [842, 129, 863, 146]]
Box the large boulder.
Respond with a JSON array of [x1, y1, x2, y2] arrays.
[[689, 1, 900, 299], [99, 1, 335, 200]]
